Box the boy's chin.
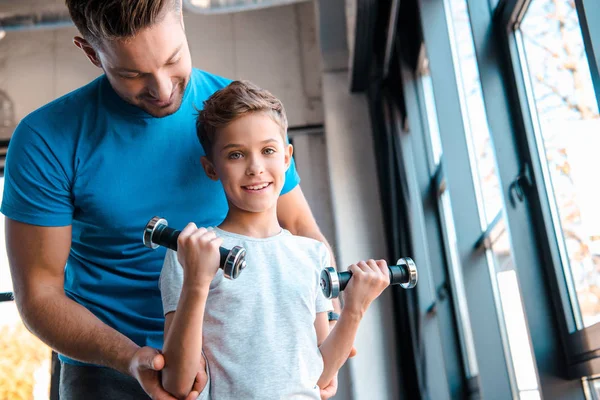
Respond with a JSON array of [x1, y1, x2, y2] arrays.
[[231, 201, 278, 214]]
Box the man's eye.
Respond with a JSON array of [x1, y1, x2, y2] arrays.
[[120, 74, 140, 80], [228, 152, 243, 160], [263, 148, 276, 155]]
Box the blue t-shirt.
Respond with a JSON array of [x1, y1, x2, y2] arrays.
[[1, 69, 300, 365]]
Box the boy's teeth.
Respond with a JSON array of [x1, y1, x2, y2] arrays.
[[246, 183, 269, 190]]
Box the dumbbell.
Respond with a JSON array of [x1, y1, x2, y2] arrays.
[[143, 216, 247, 280], [320, 257, 418, 299]]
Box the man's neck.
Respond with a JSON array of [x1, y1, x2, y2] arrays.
[[218, 207, 281, 239]]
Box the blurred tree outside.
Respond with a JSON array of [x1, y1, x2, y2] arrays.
[[521, 0, 600, 328]]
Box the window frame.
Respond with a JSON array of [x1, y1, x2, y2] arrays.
[[499, 0, 600, 381]]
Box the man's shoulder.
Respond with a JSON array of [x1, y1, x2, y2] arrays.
[[279, 232, 329, 258], [191, 68, 232, 95], [23, 75, 105, 129]]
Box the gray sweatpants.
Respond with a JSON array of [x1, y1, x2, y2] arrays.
[[59, 362, 150, 400]]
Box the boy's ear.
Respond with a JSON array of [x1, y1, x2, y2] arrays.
[[73, 37, 102, 68], [201, 156, 219, 181], [284, 144, 293, 170]]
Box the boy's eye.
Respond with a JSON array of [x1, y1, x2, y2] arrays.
[[228, 152, 243, 160], [263, 148, 276, 155], [120, 74, 140, 80]]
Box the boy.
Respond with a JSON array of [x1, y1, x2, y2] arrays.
[[159, 80, 390, 399]]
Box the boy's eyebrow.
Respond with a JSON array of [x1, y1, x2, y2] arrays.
[[114, 45, 183, 73], [220, 138, 280, 151]]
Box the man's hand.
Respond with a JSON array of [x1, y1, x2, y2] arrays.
[[129, 346, 201, 400]]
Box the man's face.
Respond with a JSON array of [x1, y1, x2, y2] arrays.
[[92, 12, 192, 118], [205, 113, 292, 214]]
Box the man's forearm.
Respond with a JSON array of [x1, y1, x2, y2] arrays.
[[17, 289, 138, 374]]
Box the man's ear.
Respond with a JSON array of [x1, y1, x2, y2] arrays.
[[73, 36, 102, 68], [201, 156, 219, 181], [284, 143, 293, 170]]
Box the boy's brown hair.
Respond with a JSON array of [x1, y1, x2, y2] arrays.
[[65, 0, 181, 46], [197, 80, 288, 159]]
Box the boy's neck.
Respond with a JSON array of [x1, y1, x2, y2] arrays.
[[218, 206, 282, 239]]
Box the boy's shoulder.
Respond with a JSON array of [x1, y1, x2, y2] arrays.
[[278, 230, 330, 259]]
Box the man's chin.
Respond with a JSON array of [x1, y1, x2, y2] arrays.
[[142, 102, 180, 118]]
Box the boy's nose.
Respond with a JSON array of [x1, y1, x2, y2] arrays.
[[246, 159, 264, 176]]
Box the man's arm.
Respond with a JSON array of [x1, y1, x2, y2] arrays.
[[277, 186, 342, 319], [277, 186, 336, 267], [7, 218, 203, 400], [6, 218, 138, 372]]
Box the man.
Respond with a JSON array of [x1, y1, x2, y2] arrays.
[[2, 1, 339, 398]]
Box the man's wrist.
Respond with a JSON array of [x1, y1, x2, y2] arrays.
[[122, 344, 142, 376]]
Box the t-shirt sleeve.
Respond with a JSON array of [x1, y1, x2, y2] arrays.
[[159, 249, 184, 315], [281, 156, 300, 195], [315, 243, 334, 313], [1, 120, 74, 226]]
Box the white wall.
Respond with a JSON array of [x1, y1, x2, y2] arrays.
[[0, 3, 323, 127], [322, 71, 402, 400]]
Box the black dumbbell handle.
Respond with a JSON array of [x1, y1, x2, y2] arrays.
[[143, 217, 247, 280], [150, 222, 230, 266], [338, 264, 409, 291], [320, 258, 417, 299]]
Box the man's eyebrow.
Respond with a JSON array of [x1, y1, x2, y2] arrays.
[[165, 44, 183, 64], [114, 44, 183, 73]]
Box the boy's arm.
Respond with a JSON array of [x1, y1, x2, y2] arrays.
[[160, 225, 223, 399], [277, 186, 343, 321], [316, 260, 390, 388], [315, 308, 362, 388], [162, 289, 209, 399]]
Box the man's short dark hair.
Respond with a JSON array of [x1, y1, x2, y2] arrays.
[[65, 0, 181, 46]]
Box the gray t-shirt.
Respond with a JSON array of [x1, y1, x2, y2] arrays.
[[160, 227, 333, 400]]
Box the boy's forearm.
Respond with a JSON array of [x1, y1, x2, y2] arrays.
[[162, 285, 209, 398], [317, 309, 363, 388]]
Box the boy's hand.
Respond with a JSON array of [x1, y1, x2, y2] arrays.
[[342, 259, 390, 317], [176, 223, 223, 288], [320, 374, 338, 400], [129, 347, 204, 400]]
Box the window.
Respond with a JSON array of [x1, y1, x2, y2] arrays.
[[417, 54, 479, 381], [445, 0, 541, 396], [516, 0, 600, 330]]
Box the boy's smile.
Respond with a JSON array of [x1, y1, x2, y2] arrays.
[[203, 112, 292, 214]]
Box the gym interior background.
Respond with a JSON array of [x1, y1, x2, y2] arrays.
[[1, 0, 600, 398]]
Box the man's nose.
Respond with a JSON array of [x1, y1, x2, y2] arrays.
[[147, 73, 173, 102]]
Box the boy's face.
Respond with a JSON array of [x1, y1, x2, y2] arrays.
[[202, 112, 292, 214], [74, 11, 192, 118]]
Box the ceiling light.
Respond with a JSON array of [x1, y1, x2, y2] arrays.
[[185, 0, 308, 14]]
